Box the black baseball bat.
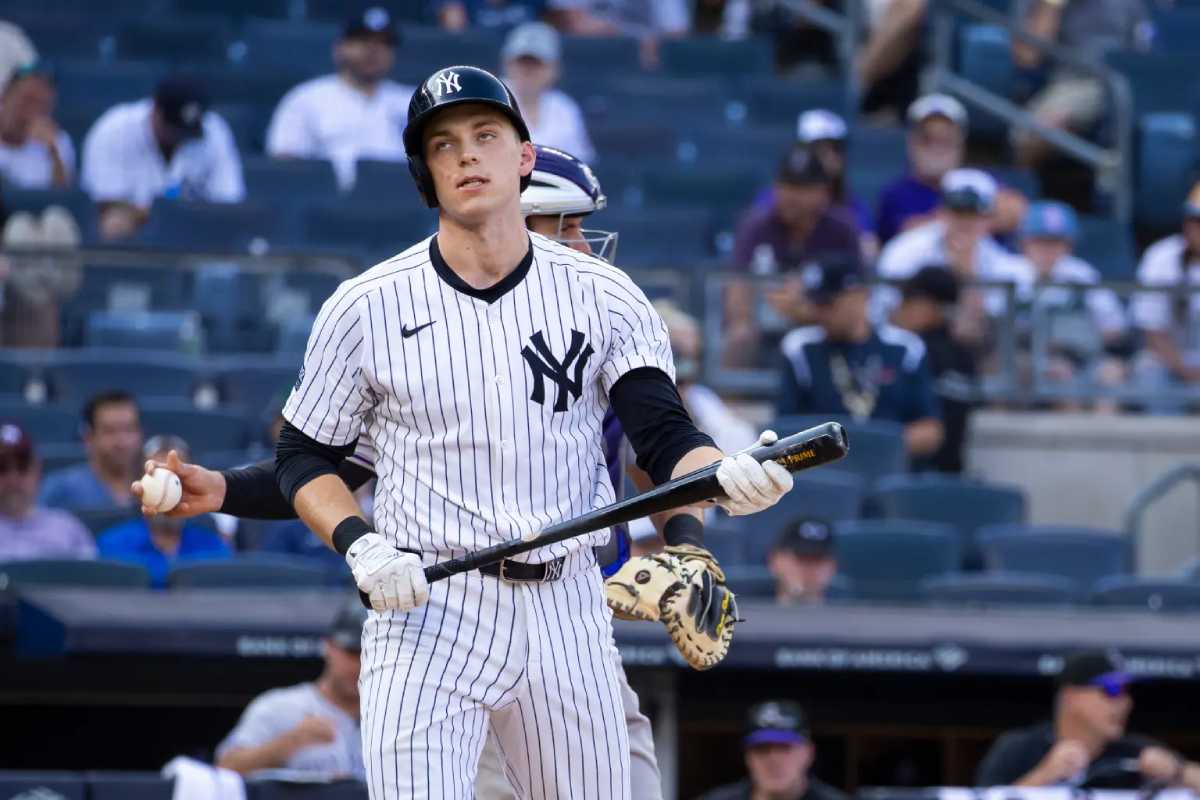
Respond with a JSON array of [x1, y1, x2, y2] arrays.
[[422, 421, 849, 583]]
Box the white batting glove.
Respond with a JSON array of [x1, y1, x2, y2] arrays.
[[715, 430, 793, 516], [345, 533, 429, 612]]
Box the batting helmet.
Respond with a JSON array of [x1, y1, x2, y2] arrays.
[[403, 65, 532, 208]]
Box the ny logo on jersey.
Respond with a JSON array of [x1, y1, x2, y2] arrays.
[[521, 329, 594, 413], [432, 70, 462, 97]]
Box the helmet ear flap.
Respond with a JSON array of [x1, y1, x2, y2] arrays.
[[407, 155, 439, 209]]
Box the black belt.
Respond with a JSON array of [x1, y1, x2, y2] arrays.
[[480, 557, 566, 583]]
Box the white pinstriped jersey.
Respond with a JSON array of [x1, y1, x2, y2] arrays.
[[283, 231, 673, 564]]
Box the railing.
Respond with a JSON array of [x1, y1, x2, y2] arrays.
[[777, 0, 864, 114], [928, 0, 1134, 222], [1124, 464, 1200, 571]]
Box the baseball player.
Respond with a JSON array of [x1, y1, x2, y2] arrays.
[[152, 66, 794, 799]]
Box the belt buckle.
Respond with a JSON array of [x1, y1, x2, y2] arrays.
[[498, 559, 527, 583]]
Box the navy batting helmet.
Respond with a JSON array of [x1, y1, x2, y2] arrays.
[[403, 65, 532, 208]]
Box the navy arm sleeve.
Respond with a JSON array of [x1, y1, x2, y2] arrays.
[[275, 421, 360, 504], [609, 367, 716, 486], [221, 458, 375, 520]]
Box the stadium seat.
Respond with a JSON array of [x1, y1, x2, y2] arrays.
[[642, 167, 770, 222], [0, 559, 151, 589], [38, 443, 88, 474], [868, 474, 1027, 568], [1136, 113, 1196, 231], [348, 160, 429, 211], [84, 311, 205, 353], [283, 271, 344, 310], [212, 103, 274, 154], [0, 353, 37, 398], [561, 35, 641, 76], [76, 508, 141, 536], [4, 13, 111, 61], [846, 125, 908, 210], [303, 205, 434, 256], [391, 27, 506, 83], [0, 187, 96, 241], [116, 16, 232, 63], [243, 156, 339, 205], [86, 772, 175, 800], [1106, 52, 1196, 114], [1090, 577, 1200, 611], [0, 403, 77, 445], [678, 125, 794, 167], [978, 525, 1132, 589], [167, 556, 330, 589], [702, 518, 746, 565], [989, 165, 1041, 201], [216, 361, 301, 412], [722, 564, 777, 600], [740, 471, 865, 564], [172, 0, 297, 19], [252, 779, 375, 800], [832, 520, 960, 603], [1152, 7, 1200, 52], [54, 59, 163, 113], [0, 773, 85, 800], [237, 19, 339, 74], [1074, 215, 1137, 280], [958, 25, 1014, 109], [660, 36, 774, 78], [65, 263, 191, 315], [739, 76, 848, 126], [921, 572, 1078, 607], [140, 401, 253, 451], [591, 123, 681, 162], [597, 208, 715, 268], [139, 201, 293, 252], [773, 416, 908, 487], [277, 314, 317, 355], [43, 351, 201, 406]]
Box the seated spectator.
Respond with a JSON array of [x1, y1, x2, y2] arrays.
[[0, 421, 95, 561], [0, 62, 73, 189], [266, 8, 414, 191], [39, 391, 143, 512], [1011, 0, 1151, 169], [876, 169, 1033, 332], [778, 259, 944, 459], [436, 0, 546, 32], [977, 650, 1200, 790], [1130, 185, 1200, 409], [700, 700, 846, 800], [547, 0, 690, 69], [892, 267, 977, 473], [217, 594, 365, 779], [768, 518, 838, 605], [1, 204, 82, 348], [81, 78, 244, 241], [97, 435, 231, 588], [876, 95, 1025, 243], [501, 22, 594, 163]]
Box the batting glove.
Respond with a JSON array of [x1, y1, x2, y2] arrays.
[[345, 533, 429, 612], [715, 430, 793, 516]]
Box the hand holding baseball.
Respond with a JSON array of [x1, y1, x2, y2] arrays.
[[131, 449, 225, 517]]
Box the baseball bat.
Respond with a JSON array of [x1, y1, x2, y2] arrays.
[[422, 421, 849, 583]]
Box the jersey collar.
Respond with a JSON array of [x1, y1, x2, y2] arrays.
[[429, 235, 532, 304]]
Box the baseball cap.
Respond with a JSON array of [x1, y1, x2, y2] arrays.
[[502, 21, 561, 64], [144, 434, 189, 461], [343, 6, 400, 45], [1184, 181, 1200, 218], [329, 594, 369, 651], [0, 422, 34, 462], [940, 168, 996, 214], [801, 258, 866, 304], [902, 266, 960, 305], [796, 109, 848, 145], [745, 701, 810, 748], [1057, 650, 1133, 691], [907, 93, 968, 128], [773, 518, 835, 557], [777, 145, 831, 186], [1022, 201, 1078, 241], [153, 79, 209, 137]]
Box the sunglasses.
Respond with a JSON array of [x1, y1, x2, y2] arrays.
[[1089, 674, 1131, 698], [0, 454, 33, 475]]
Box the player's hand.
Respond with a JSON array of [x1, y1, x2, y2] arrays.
[[345, 533, 429, 612], [1032, 739, 1089, 784], [286, 715, 338, 750], [131, 450, 225, 518], [714, 431, 793, 516], [1139, 747, 1185, 784]]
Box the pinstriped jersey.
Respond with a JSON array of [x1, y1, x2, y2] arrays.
[[283, 231, 673, 563]]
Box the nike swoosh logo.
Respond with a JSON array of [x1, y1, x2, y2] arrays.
[[401, 321, 435, 338]]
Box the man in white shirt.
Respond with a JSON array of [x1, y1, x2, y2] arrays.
[[265, 8, 414, 191], [80, 78, 245, 241], [0, 62, 73, 189], [500, 21, 595, 162]]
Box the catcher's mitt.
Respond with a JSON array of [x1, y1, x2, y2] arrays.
[[604, 552, 738, 670]]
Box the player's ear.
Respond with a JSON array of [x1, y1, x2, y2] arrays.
[[519, 141, 536, 179]]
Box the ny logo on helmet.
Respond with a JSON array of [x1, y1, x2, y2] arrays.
[[433, 70, 462, 97]]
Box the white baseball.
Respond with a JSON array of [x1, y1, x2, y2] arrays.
[[140, 467, 182, 513]]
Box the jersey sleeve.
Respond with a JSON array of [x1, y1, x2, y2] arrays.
[[595, 270, 675, 395], [282, 285, 375, 447]]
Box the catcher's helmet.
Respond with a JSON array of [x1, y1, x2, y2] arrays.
[[404, 65, 532, 208], [521, 144, 618, 262]]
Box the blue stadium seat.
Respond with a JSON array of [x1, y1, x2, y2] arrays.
[[0, 773, 85, 800], [277, 314, 317, 356], [173, 0, 297, 19], [37, 443, 88, 474], [847, 126, 908, 210], [391, 27, 506, 83], [348, 160, 430, 211], [596, 208, 714, 267], [191, 263, 274, 354], [0, 187, 95, 241], [678, 125, 794, 166], [739, 76, 848, 126], [54, 59, 163, 112], [69, 263, 190, 314], [702, 518, 746, 565], [139, 201, 293, 252], [722, 564, 777, 600], [76, 508, 140, 536], [989, 165, 1042, 201], [958, 25, 1014, 101], [832, 520, 960, 602], [0, 559, 151, 589], [1136, 113, 1196, 231], [86, 772, 175, 800], [196, 69, 298, 108], [660, 36, 774, 78], [868, 474, 1026, 568], [561, 35, 641, 76], [773, 416, 908, 487], [284, 272, 344, 310], [0, 353, 37, 398], [303, 0, 430, 23], [303, 205, 434, 256], [216, 360, 300, 413], [243, 156, 339, 205], [4, 13, 111, 60], [642, 167, 770, 221], [84, 311, 205, 353], [43, 351, 201, 406], [212, 103, 274, 154], [1090, 577, 1200, 611], [1074, 215, 1137, 280], [921, 572, 1078, 607], [591, 123, 681, 162], [239, 19, 339, 73], [978, 525, 1131, 589], [0, 403, 78, 445], [1106, 52, 1195, 114], [140, 401, 253, 451], [168, 555, 330, 588], [740, 471, 865, 564], [1152, 7, 1200, 52], [116, 16, 232, 63]]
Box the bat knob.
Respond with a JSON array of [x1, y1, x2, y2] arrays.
[[758, 429, 779, 446]]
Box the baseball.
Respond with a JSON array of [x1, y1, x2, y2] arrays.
[[140, 467, 182, 513]]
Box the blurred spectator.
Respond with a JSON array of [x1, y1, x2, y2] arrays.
[[435, 0, 546, 31], [501, 22, 594, 163], [1131, 185, 1200, 404], [768, 518, 838, 605], [1011, 0, 1151, 169], [876, 169, 1033, 334], [892, 267, 977, 473], [81, 78, 244, 241], [96, 435, 231, 588], [700, 700, 845, 800], [876, 95, 1026, 243], [0, 22, 36, 90], [857, 0, 926, 118], [217, 595, 364, 779], [778, 259, 944, 459], [977, 650, 1200, 790], [0, 421, 95, 561], [0, 62, 73, 189], [39, 391, 142, 512], [1, 204, 81, 347], [547, 0, 690, 69], [266, 8, 414, 191]]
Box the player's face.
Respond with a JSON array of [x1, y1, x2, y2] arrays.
[[910, 117, 964, 181], [527, 214, 590, 254], [745, 741, 813, 793], [425, 105, 535, 221], [86, 402, 143, 475], [1022, 236, 1071, 277], [335, 36, 395, 85]]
